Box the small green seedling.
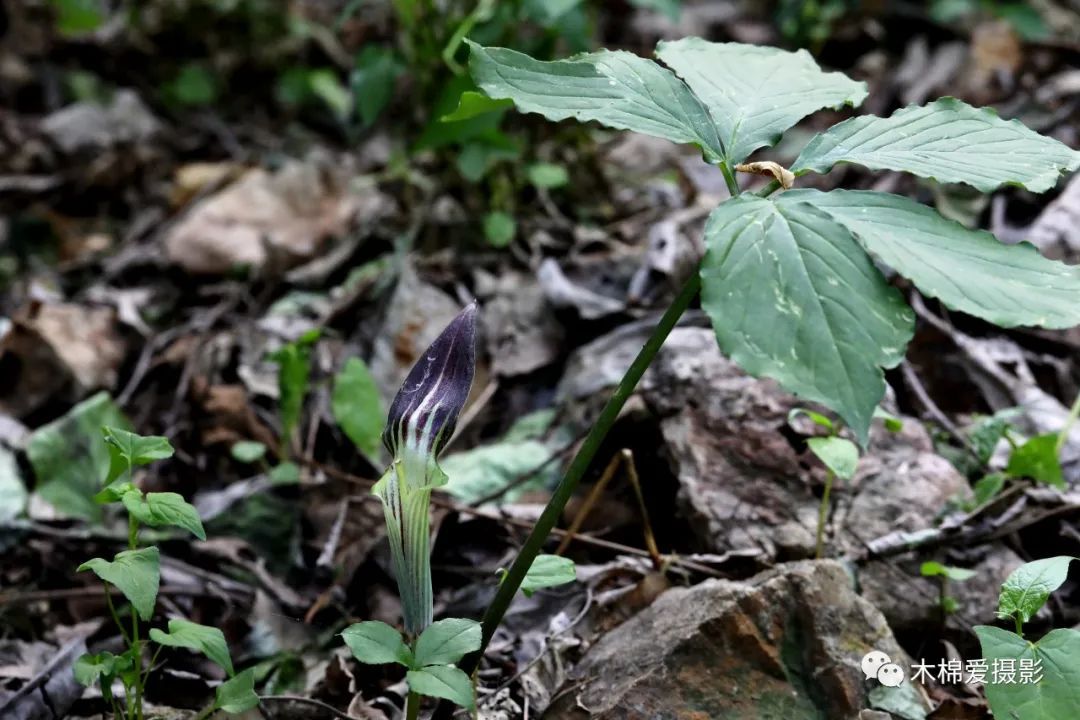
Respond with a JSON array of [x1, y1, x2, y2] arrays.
[[788, 408, 859, 558], [975, 557, 1079, 719], [267, 328, 321, 462], [75, 428, 258, 719], [920, 561, 976, 616]]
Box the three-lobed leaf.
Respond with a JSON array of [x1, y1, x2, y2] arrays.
[[78, 547, 160, 621], [792, 98, 1080, 192], [341, 621, 413, 666], [414, 618, 481, 666], [122, 490, 206, 540], [781, 190, 1080, 330], [466, 40, 725, 162], [655, 38, 867, 164], [976, 625, 1080, 720], [103, 427, 174, 484], [699, 195, 914, 445], [998, 556, 1074, 625], [74, 651, 117, 687], [519, 554, 577, 597], [332, 358, 385, 460], [149, 618, 234, 676], [406, 664, 475, 709]]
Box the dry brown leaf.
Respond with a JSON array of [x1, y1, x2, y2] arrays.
[[735, 161, 794, 189], [0, 301, 125, 416], [164, 159, 360, 276]]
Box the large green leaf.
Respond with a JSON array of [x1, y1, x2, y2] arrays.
[[341, 621, 412, 666], [466, 41, 725, 162], [976, 625, 1080, 720], [792, 98, 1080, 192], [149, 618, 234, 676], [998, 556, 1074, 625], [28, 392, 130, 521], [414, 618, 481, 667], [782, 190, 1080, 329], [699, 196, 913, 444], [407, 665, 475, 708], [655, 38, 867, 164], [77, 547, 160, 621]]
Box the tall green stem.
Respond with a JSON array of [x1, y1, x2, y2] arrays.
[[453, 272, 701, 683], [1054, 390, 1080, 455], [406, 691, 421, 720], [757, 178, 782, 197], [815, 470, 834, 559], [719, 161, 741, 197], [127, 512, 143, 720]]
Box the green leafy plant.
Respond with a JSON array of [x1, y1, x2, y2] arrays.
[[466, 38, 1080, 445], [75, 428, 258, 719], [426, 37, 1080, 706], [342, 619, 481, 715], [267, 328, 321, 475], [976, 556, 1079, 719]]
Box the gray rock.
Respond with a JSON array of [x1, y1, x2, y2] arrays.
[[559, 325, 982, 631], [548, 560, 928, 720]]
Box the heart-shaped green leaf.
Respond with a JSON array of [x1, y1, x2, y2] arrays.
[[78, 547, 160, 621], [215, 667, 260, 713], [150, 618, 234, 676], [1007, 434, 1065, 488], [806, 436, 859, 480], [976, 625, 1080, 719]]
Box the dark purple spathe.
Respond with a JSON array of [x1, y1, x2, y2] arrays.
[[383, 302, 477, 460]]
